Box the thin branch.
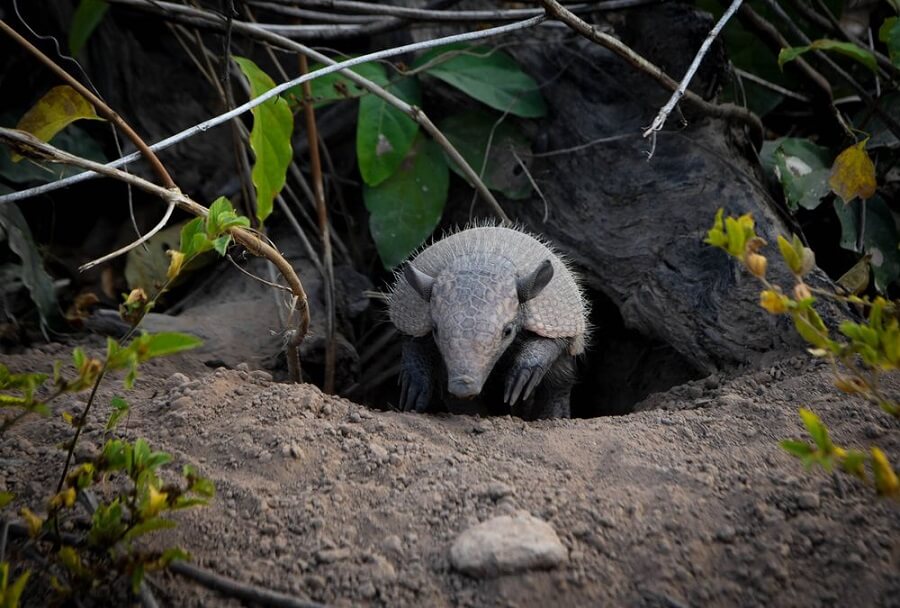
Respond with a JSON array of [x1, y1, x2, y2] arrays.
[[733, 67, 811, 103], [170, 561, 326, 608], [0, 19, 175, 190], [296, 47, 337, 394], [643, 0, 745, 141], [0, 127, 310, 382], [79, 200, 176, 271], [536, 0, 763, 145], [1, 4, 529, 222], [249, 0, 657, 22]]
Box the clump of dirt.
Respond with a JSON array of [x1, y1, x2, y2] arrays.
[[2, 340, 898, 607]]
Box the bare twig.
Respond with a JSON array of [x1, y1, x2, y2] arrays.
[[79, 200, 176, 271], [536, 0, 763, 145], [0, 19, 175, 190], [249, 0, 657, 22], [642, 0, 744, 144], [0, 127, 310, 382], [296, 48, 337, 393], [2, 4, 528, 222], [170, 561, 326, 608], [733, 67, 812, 103]]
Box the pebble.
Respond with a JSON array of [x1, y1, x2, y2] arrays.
[[449, 510, 568, 578], [250, 370, 273, 382], [167, 372, 190, 389], [381, 535, 403, 556], [477, 481, 515, 501], [170, 396, 193, 411], [316, 547, 351, 563], [715, 525, 737, 543], [369, 443, 389, 463], [796, 491, 820, 510]]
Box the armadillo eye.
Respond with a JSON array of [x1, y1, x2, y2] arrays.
[[502, 324, 514, 338]]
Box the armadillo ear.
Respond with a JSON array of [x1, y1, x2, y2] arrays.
[[517, 259, 554, 303], [403, 263, 435, 302]]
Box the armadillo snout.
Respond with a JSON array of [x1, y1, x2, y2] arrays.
[[448, 374, 482, 399]]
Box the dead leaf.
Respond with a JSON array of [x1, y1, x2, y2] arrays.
[[12, 85, 104, 161], [829, 139, 876, 204]]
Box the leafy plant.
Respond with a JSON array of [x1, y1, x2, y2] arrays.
[[286, 44, 547, 268], [706, 210, 898, 497]]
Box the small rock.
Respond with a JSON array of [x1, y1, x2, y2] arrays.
[[685, 384, 703, 399], [349, 411, 362, 423], [250, 370, 273, 382], [358, 581, 377, 599], [796, 492, 820, 510], [369, 443, 389, 463], [170, 396, 193, 411], [303, 575, 326, 591], [235, 362, 250, 372], [167, 372, 190, 389], [715, 525, 737, 543], [477, 481, 515, 501], [472, 421, 490, 435], [381, 535, 403, 556], [316, 547, 351, 563], [449, 510, 568, 578]]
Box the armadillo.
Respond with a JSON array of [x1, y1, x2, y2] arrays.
[[388, 225, 588, 419]]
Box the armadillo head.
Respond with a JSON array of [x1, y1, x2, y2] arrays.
[[404, 254, 554, 399]]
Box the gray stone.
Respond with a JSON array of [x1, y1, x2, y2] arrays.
[[449, 510, 568, 578]]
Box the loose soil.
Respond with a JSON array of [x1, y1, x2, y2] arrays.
[[2, 337, 898, 607]]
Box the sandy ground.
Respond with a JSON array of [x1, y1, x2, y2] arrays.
[[2, 338, 898, 607]]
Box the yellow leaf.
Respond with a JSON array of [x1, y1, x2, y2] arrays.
[[20, 507, 44, 537], [745, 253, 767, 279], [166, 250, 185, 281], [48, 487, 77, 510], [760, 289, 789, 314], [871, 447, 899, 497], [12, 85, 104, 161], [146, 485, 169, 517], [836, 255, 871, 295], [829, 139, 876, 204]]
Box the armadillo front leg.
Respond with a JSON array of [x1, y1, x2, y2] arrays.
[[504, 335, 567, 406], [399, 336, 440, 413]]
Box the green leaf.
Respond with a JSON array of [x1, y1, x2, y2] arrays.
[[878, 17, 900, 69], [178, 217, 211, 259], [364, 134, 449, 269], [105, 396, 130, 431], [780, 439, 815, 458], [798, 408, 832, 452], [89, 499, 126, 547], [145, 451, 173, 471], [206, 196, 250, 239], [233, 57, 294, 224], [0, 492, 13, 509], [69, 0, 109, 55], [832, 196, 900, 292], [356, 77, 421, 187], [770, 139, 832, 211], [437, 110, 533, 199], [123, 518, 177, 542], [0, 203, 61, 331], [141, 332, 203, 359], [3, 568, 30, 608], [414, 44, 546, 118], [778, 39, 877, 72], [130, 563, 145, 595], [12, 86, 104, 161], [286, 60, 389, 108]]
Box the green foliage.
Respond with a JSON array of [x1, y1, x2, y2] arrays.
[[0, 562, 30, 608], [69, 0, 109, 56], [833, 197, 900, 292], [356, 76, 421, 187], [284, 44, 545, 264], [364, 135, 449, 269], [763, 138, 832, 211], [778, 39, 877, 72], [707, 210, 899, 498], [438, 110, 533, 200], [413, 44, 547, 118], [233, 57, 294, 224], [878, 18, 900, 69]]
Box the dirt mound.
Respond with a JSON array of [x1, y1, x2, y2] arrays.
[[2, 343, 898, 607]]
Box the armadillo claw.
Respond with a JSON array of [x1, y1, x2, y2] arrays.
[[505, 365, 545, 405], [399, 369, 431, 413]]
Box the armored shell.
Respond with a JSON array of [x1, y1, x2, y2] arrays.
[[389, 226, 588, 355]]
